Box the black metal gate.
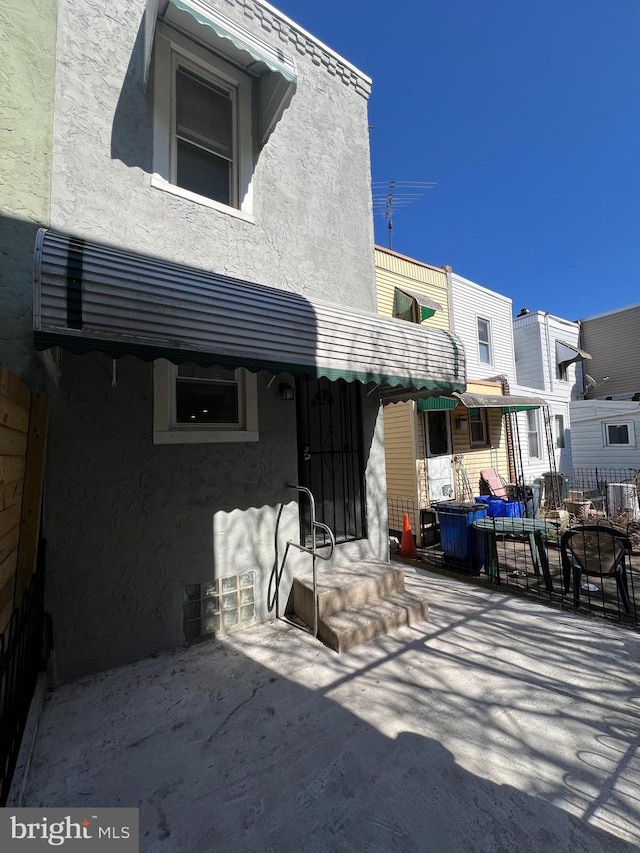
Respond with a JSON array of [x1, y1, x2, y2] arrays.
[[296, 377, 366, 545]]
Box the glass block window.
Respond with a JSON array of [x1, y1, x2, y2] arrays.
[[183, 572, 256, 640]]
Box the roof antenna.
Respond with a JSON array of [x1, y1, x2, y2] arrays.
[[372, 180, 437, 250]]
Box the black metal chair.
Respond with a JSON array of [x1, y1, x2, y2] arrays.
[[560, 525, 632, 614]]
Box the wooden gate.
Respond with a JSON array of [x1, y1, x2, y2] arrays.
[[0, 367, 47, 632], [0, 366, 48, 804]]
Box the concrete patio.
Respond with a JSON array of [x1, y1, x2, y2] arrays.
[[20, 565, 640, 851]]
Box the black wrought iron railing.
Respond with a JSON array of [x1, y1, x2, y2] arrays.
[[418, 518, 640, 630], [0, 541, 46, 805]]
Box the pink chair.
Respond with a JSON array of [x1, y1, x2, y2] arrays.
[[480, 468, 509, 500]]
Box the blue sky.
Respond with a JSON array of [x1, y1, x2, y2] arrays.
[[274, 0, 639, 320]]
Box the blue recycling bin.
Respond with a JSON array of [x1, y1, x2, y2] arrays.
[[436, 502, 487, 572]]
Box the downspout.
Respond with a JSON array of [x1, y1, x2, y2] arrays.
[[444, 265, 457, 498]]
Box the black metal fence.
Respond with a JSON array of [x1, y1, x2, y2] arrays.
[[569, 467, 640, 518], [0, 541, 46, 805], [418, 517, 640, 630]]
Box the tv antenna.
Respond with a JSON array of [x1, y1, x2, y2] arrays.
[[372, 180, 436, 249]]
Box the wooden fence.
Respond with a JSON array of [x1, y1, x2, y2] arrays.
[[0, 367, 47, 634]]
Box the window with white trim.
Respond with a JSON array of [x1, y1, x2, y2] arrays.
[[469, 408, 488, 446], [526, 409, 541, 458], [603, 422, 634, 447], [152, 25, 254, 216], [477, 317, 492, 365], [153, 360, 258, 444]]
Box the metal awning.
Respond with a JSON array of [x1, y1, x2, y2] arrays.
[[144, 0, 297, 145], [556, 339, 591, 367], [33, 230, 466, 404], [416, 397, 458, 412], [452, 392, 547, 412], [393, 286, 443, 322]]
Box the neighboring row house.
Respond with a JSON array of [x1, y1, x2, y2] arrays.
[[2, 0, 467, 681], [570, 304, 640, 473], [376, 250, 591, 531]]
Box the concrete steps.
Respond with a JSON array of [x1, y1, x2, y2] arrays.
[[291, 560, 429, 652]]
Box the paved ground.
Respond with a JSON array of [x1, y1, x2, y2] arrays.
[[23, 566, 640, 852]]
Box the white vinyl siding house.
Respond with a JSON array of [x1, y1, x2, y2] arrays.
[[570, 401, 640, 470], [512, 310, 588, 478], [450, 273, 516, 383]]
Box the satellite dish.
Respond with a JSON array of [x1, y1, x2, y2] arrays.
[[585, 374, 597, 388]]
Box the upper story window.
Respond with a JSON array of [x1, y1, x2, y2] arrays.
[[145, 3, 297, 218], [175, 65, 235, 207], [152, 27, 254, 216], [477, 317, 492, 365]]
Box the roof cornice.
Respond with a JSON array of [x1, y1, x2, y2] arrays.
[[231, 0, 372, 97]]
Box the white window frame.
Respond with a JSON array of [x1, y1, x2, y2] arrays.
[[526, 409, 541, 459], [477, 317, 492, 366], [153, 360, 259, 444], [151, 24, 255, 220], [602, 421, 635, 448], [468, 408, 489, 447]]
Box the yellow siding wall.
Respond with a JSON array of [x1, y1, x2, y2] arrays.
[[450, 380, 510, 499], [376, 247, 453, 523], [375, 247, 450, 331], [382, 401, 420, 534]]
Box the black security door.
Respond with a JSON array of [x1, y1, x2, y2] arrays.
[[296, 377, 366, 545]]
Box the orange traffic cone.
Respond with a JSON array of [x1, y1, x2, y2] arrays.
[[400, 512, 416, 558]]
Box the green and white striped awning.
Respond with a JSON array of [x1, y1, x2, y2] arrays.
[[33, 230, 466, 404], [144, 0, 297, 145], [417, 391, 547, 413]]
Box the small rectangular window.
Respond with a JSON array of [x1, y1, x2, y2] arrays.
[[176, 364, 241, 427], [469, 408, 488, 446], [527, 410, 540, 458], [174, 65, 234, 206], [153, 360, 258, 444], [606, 423, 630, 446], [477, 318, 492, 365]]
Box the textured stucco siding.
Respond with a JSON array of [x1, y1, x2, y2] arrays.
[[0, 0, 57, 377], [46, 355, 386, 680], [50, 0, 375, 308], [41, 0, 384, 680]]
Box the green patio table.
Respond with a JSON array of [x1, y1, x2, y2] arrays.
[[472, 517, 556, 590]]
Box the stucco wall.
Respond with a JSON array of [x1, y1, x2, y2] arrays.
[[0, 0, 57, 378], [49, 0, 375, 308], [46, 355, 385, 681], [42, 0, 384, 680]]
